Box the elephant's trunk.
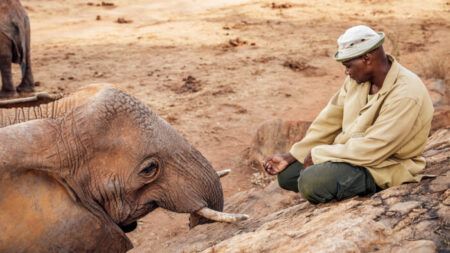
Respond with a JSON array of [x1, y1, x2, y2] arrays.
[[189, 170, 249, 228], [194, 169, 248, 223], [180, 149, 227, 228], [151, 143, 225, 228], [187, 170, 224, 228], [181, 149, 225, 213]]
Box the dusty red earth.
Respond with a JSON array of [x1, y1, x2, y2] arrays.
[[3, 0, 449, 251]]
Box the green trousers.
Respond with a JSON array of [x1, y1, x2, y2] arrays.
[[277, 161, 377, 204]]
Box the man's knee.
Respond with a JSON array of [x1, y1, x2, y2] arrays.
[[277, 172, 299, 192], [298, 172, 320, 204], [277, 173, 290, 191], [298, 165, 337, 204], [297, 184, 317, 204], [277, 162, 302, 193]]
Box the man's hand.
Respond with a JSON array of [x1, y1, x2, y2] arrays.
[[303, 151, 313, 169], [262, 153, 296, 175]]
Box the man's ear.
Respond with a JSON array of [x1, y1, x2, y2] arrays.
[[361, 53, 372, 65]]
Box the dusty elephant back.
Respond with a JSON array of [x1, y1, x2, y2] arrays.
[[0, 0, 29, 64]]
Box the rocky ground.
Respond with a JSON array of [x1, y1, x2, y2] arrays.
[[142, 128, 448, 253], [2, 0, 449, 252]]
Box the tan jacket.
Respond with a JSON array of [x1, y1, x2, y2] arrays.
[[290, 56, 434, 188]]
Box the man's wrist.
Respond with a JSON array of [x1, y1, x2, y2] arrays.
[[284, 153, 297, 165]]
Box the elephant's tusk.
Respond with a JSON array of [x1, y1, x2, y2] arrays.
[[217, 169, 231, 178], [196, 207, 249, 223]]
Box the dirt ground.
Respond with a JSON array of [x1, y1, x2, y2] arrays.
[[9, 0, 450, 251]]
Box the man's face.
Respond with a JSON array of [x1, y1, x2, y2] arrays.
[[342, 56, 370, 84]]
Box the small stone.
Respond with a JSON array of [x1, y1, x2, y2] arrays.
[[117, 17, 132, 24], [386, 211, 396, 216], [442, 190, 450, 205], [437, 204, 450, 223], [394, 240, 436, 253], [389, 201, 420, 215], [93, 71, 104, 78], [101, 1, 115, 6], [429, 176, 450, 193]]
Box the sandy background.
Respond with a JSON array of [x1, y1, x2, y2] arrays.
[[9, 0, 450, 251]]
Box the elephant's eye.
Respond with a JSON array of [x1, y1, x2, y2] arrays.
[[140, 161, 158, 177]]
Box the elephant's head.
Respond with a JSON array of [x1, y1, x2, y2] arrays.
[[0, 84, 246, 234]]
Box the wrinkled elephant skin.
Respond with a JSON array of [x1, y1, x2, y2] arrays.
[[0, 0, 34, 98], [0, 84, 224, 252]]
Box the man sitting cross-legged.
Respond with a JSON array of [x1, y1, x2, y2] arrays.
[[263, 25, 434, 204]]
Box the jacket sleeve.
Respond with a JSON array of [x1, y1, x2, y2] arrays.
[[289, 84, 346, 162], [311, 97, 421, 167]]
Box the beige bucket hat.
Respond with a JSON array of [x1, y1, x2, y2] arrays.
[[334, 25, 385, 62]]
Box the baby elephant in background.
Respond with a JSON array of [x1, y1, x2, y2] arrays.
[[0, 0, 34, 98], [0, 84, 247, 252]]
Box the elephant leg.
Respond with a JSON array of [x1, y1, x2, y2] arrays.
[[16, 17, 34, 93], [16, 60, 34, 93], [0, 33, 16, 98]]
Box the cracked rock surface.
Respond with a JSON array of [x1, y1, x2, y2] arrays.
[[135, 128, 449, 253]]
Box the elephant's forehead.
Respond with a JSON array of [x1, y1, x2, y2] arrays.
[[93, 87, 187, 149], [96, 88, 158, 132]]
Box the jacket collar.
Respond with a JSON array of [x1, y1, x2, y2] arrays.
[[359, 55, 400, 111], [377, 54, 400, 96]]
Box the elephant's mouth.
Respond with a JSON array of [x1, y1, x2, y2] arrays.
[[119, 201, 159, 233], [120, 221, 138, 233]]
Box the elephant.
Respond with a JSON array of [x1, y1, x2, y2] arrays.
[[0, 83, 247, 252], [0, 0, 34, 98]]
